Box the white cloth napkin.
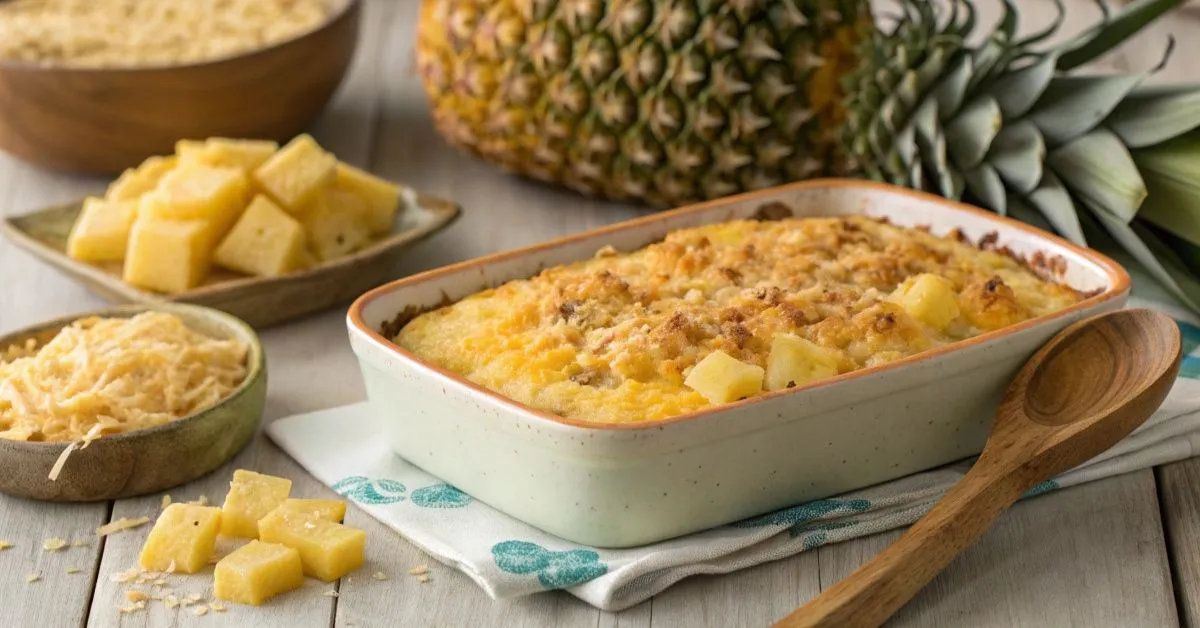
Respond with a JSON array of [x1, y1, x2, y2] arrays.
[[266, 299, 1200, 612]]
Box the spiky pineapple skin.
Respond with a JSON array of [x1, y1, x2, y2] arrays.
[[416, 0, 873, 207]]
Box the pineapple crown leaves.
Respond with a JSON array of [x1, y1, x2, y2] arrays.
[[845, 0, 1200, 313]]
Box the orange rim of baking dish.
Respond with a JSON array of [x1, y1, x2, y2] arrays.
[[348, 178, 1131, 432]]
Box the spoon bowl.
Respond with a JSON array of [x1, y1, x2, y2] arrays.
[[777, 309, 1182, 628]]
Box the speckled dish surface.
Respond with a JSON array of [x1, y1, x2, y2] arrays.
[[347, 180, 1129, 548]]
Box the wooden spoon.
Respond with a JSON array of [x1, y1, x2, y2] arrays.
[[775, 308, 1182, 628]]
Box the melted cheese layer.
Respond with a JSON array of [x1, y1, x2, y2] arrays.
[[397, 216, 1081, 424]]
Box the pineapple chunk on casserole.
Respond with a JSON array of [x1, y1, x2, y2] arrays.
[[396, 215, 1083, 424]]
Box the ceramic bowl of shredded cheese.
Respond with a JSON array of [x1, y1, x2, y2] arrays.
[[0, 0, 360, 174], [0, 303, 265, 501]]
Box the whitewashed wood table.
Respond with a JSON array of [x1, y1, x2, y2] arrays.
[[3, 1, 1200, 626]]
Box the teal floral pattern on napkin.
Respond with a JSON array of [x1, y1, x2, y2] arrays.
[[492, 541, 608, 589], [411, 483, 472, 508], [332, 476, 407, 504], [733, 498, 871, 538]]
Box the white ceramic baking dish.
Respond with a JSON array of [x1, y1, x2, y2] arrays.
[[346, 180, 1129, 548]]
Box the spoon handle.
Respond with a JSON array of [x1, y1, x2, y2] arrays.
[[774, 465, 1027, 628]]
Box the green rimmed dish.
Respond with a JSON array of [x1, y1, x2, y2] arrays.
[[0, 303, 265, 502]]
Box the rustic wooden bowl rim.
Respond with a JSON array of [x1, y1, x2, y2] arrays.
[[0, 302, 266, 451], [0, 0, 359, 73]]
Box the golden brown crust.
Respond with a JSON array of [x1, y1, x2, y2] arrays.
[[393, 215, 1082, 423]]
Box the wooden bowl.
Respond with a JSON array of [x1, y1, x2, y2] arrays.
[[0, 0, 360, 175], [0, 303, 266, 502]]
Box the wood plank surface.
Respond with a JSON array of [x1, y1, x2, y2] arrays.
[[0, 0, 1197, 626]]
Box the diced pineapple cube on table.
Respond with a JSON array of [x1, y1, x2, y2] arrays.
[[214, 540, 304, 606], [178, 137, 279, 172], [889, 273, 961, 329], [122, 219, 212, 293], [65, 197, 137, 262], [334, 163, 402, 235], [271, 498, 347, 523], [298, 189, 373, 262], [684, 350, 765, 404], [259, 507, 366, 582], [253, 134, 337, 211], [220, 469, 292, 539], [106, 155, 178, 201], [214, 196, 309, 278], [765, 334, 842, 391], [139, 161, 250, 244], [138, 504, 222, 573]]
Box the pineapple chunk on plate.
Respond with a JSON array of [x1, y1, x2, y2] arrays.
[[764, 334, 841, 391], [253, 134, 337, 211], [334, 163, 402, 235], [214, 196, 309, 278], [297, 189, 373, 262], [139, 161, 250, 245], [178, 138, 280, 173], [684, 350, 765, 404], [122, 219, 213, 294], [65, 198, 137, 263], [106, 156, 178, 202]]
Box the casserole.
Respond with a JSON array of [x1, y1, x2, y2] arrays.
[[347, 180, 1129, 548]]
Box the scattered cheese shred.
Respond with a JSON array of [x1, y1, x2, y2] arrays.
[[372, 571, 389, 581], [71, 539, 87, 547], [0, 540, 12, 550], [96, 516, 150, 537], [0, 314, 249, 478], [322, 590, 339, 597], [43, 537, 67, 551], [118, 601, 147, 614], [126, 590, 149, 603], [25, 573, 40, 583], [408, 565, 428, 576], [161, 494, 172, 509], [164, 595, 180, 609], [194, 605, 209, 616], [190, 495, 210, 506], [66, 567, 81, 574], [110, 567, 140, 583], [418, 574, 431, 584], [210, 601, 226, 612]]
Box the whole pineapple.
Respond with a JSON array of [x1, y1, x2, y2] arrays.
[[417, 0, 874, 206], [418, 0, 1200, 311]]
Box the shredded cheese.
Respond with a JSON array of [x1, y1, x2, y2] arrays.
[[96, 516, 150, 537], [0, 312, 248, 444]]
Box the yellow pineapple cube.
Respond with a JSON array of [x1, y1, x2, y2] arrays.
[[220, 469, 292, 539], [138, 504, 222, 573], [140, 162, 250, 244], [297, 189, 372, 262], [214, 196, 307, 278], [179, 138, 280, 173], [334, 163, 402, 235], [66, 197, 137, 262], [122, 219, 212, 293], [259, 508, 366, 582], [106, 156, 178, 201], [214, 540, 304, 606], [268, 499, 347, 524], [890, 273, 961, 329], [252, 134, 336, 211], [683, 350, 765, 404], [764, 334, 841, 391]]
